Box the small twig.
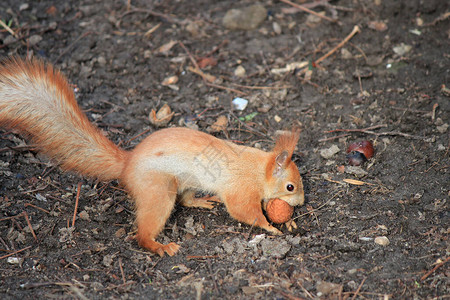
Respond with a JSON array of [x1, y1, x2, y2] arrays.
[[53, 31, 92, 64], [187, 66, 216, 83], [245, 218, 258, 239], [126, 128, 152, 144], [324, 2, 355, 12], [424, 161, 439, 173], [431, 103, 439, 122], [204, 40, 229, 57], [324, 124, 424, 140], [41, 166, 57, 178], [21, 281, 84, 289], [324, 124, 426, 139], [349, 42, 368, 62], [298, 281, 315, 299], [23, 212, 38, 242], [21, 184, 49, 194], [279, 0, 339, 24], [0, 246, 32, 260], [318, 133, 350, 142], [0, 213, 25, 222], [144, 23, 161, 37], [324, 124, 387, 133], [179, 41, 216, 83], [391, 107, 430, 114], [119, 8, 181, 24], [351, 277, 367, 300], [229, 83, 292, 90], [259, 50, 273, 76], [363, 130, 425, 140], [0, 236, 10, 251], [0, 144, 34, 153], [294, 190, 344, 220], [205, 81, 247, 96], [0, 19, 16, 37], [72, 182, 82, 227], [178, 41, 200, 69], [356, 71, 363, 94], [298, 77, 322, 89], [315, 25, 360, 65], [420, 256, 450, 281], [119, 257, 126, 284], [186, 255, 219, 260], [422, 11, 450, 27]]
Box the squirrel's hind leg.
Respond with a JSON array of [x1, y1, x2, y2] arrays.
[[128, 172, 180, 256], [178, 190, 221, 209]]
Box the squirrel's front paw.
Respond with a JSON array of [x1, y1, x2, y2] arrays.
[[266, 225, 282, 235], [284, 219, 298, 232]]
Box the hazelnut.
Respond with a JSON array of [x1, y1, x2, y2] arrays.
[[266, 198, 294, 224]]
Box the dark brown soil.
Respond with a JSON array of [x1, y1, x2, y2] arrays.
[[1, 0, 448, 299]]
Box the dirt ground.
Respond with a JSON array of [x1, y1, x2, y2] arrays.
[[0, 0, 449, 299]]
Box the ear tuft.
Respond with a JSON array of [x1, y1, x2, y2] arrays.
[[273, 128, 300, 158]]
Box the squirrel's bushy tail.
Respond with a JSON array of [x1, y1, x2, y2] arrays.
[[0, 57, 128, 181]]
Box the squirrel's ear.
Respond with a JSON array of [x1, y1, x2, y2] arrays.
[[273, 150, 289, 177]]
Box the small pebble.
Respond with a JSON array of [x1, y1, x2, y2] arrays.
[[234, 65, 246, 77], [272, 22, 282, 34], [232, 97, 248, 110], [97, 56, 107, 66], [320, 144, 340, 159], [28, 35, 43, 46], [7, 257, 23, 265], [223, 4, 267, 30], [374, 236, 390, 246], [19, 3, 29, 11]]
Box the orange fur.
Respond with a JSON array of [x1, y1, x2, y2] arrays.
[[0, 57, 127, 180], [0, 57, 305, 257]]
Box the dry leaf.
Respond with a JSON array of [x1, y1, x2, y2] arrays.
[[46, 6, 58, 16], [271, 61, 308, 75], [158, 40, 178, 55], [144, 23, 161, 38], [187, 66, 216, 82], [304, 69, 313, 81], [208, 115, 228, 133], [368, 21, 388, 32], [197, 57, 217, 69], [149, 104, 174, 127], [161, 75, 179, 86], [115, 227, 126, 238]]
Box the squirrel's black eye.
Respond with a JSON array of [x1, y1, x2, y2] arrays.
[[286, 184, 295, 192]]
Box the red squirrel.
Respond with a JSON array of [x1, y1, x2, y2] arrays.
[[0, 57, 304, 256]]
